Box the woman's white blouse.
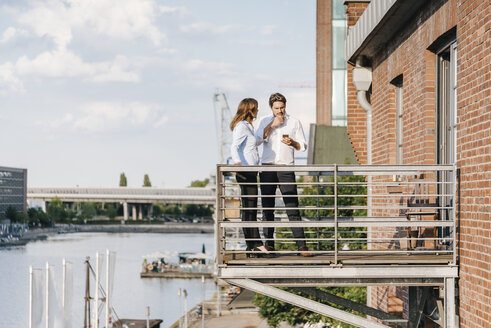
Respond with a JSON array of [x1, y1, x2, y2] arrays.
[[230, 121, 262, 165]]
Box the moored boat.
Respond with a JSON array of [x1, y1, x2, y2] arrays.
[[140, 251, 214, 279]]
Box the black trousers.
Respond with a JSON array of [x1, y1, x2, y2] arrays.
[[259, 171, 306, 249], [236, 171, 263, 250]]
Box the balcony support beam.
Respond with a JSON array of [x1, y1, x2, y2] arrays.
[[225, 278, 391, 328], [292, 287, 408, 327]]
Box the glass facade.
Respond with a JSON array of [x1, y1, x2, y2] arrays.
[[0, 166, 27, 220], [331, 0, 347, 126]]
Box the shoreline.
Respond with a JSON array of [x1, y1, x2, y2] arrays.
[[0, 223, 214, 247]]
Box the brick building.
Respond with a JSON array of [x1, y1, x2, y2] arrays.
[[344, 0, 490, 327]]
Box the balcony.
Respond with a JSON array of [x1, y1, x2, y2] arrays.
[[215, 164, 458, 328]]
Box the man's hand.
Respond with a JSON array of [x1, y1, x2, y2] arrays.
[[281, 136, 300, 150], [271, 114, 284, 128], [263, 114, 284, 139], [234, 162, 242, 165]]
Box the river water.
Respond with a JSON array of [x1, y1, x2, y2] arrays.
[[0, 232, 216, 327]]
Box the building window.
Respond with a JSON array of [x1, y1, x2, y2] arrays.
[[331, 0, 347, 126], [437, 44, 456, 165], [390, 75, 403, 164], [428, 27, 457, 165]]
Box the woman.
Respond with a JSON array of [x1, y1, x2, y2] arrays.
[[230, 98, 271, 257]]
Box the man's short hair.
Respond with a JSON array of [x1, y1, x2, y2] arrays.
[[269, 93, 287, 107]]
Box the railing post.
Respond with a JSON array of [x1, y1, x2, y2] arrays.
[[334, 164, 338, 265], [452, 165, 458, 265], [215, 165, 224, 267], [315, 172, 322, 251]]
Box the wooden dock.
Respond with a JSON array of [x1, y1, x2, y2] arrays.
[[140, 271, 213, 279]]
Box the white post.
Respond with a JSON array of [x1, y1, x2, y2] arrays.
[[201, 276, 205, 328], [94, 252, 100, 328], [106, 249, 110, 328], [177, 288, 182, 328], [45, 262, 49, 328], [29, 266, 33, 328], [216, 284, 221, 317], [146, 306, 150, 328], [445, 278, 456, 328], [123, 202, 128, 221], [62, 259, 66, 309], [183, 289, 188, 328]]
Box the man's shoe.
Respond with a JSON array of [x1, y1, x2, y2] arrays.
[[298, 246, 313, 257]]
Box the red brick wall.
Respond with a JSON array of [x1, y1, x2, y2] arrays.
[[455, 0, 491, 327], [346, 2, 369, 164], [367, 0, 457, 322], [346, 0, 490, 326]]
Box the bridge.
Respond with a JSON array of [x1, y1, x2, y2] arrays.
[[28, 187, 216, 221]]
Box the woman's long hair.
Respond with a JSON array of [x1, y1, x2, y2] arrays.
[[230, 98, 258, 131]]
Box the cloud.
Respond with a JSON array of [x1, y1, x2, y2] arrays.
[[260, 25, 278, 35], [153, 116, 169, 127], [17, 0, 166, 49], [156, 48, 178, 55], [89, 55, 140, 83], [160, 6, 187, 15], [177, 58, 247, 91], [15, 50, 139, 82], [72, 101, 169, 133], [43, 113, 74, 129], [0, 26, 28, 43], [180, 22, 241, 35], [238, 39, 285, 47], [281, 89, 316, 131], [0, 62, 24, 94]]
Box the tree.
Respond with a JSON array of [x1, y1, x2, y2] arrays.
[[120, 172, 127, 187], [152, 203, 165, 217], [189, 178, 209, 188], [143, 174, 152, 187], [254, 287, 367, 328], [80, 203, 97, 219], [27, 208, 51, 227], [5, 206, 18, 222], [106, 204, 118, 219], [47, 197, 67, 223], [183, 204, 213, 217]]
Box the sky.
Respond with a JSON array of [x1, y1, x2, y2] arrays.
[[0, 0, 316, 188]]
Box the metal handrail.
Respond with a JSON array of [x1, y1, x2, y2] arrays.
[[215, 164, 457, 266]]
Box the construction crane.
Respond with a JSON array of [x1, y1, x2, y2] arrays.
[[213, 91, 233, 164]]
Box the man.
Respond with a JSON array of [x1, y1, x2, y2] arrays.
[[255, 93, 312, 257]]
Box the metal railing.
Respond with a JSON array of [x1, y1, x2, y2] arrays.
[[215, 164, 457, 267]]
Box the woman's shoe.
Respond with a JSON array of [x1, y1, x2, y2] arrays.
[[252, 245, 275, 258]]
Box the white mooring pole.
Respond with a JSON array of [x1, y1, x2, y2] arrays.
[[45, 262, 49, 328], [94, 252, 100, 328], [29, 266, 33, 328]]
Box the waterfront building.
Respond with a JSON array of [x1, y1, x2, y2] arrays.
[[344, 0, 490, 326], [0, 165, 27, 220]]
